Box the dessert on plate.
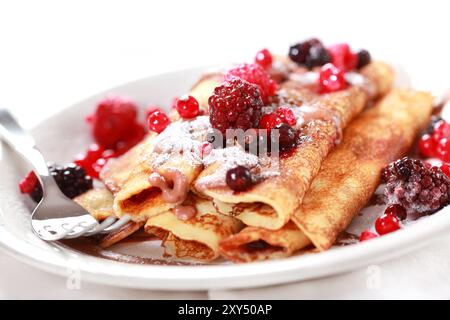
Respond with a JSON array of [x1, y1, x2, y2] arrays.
[[19, 38, 450, 263]]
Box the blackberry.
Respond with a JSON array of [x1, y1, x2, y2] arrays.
[[30, 163, 93, 202], [356, 50, 371, 69], [208, 78, 263, 134], [226, 166, 254, 192], [381, 157, 450, 215], [288, 38, 322, 65], [305, 44, 331, 69]]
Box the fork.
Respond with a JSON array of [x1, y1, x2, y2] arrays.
[[0, 108, 131, 241]]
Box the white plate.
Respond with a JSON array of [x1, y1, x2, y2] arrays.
[[1, 66, 449, 291]]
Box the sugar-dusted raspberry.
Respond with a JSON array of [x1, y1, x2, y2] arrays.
[[208, 78, 263, 134], [89, 96, 138, 149], [224, 63, 276, 104], [275, 106, 296, 126], [382, 157, 450, 215]]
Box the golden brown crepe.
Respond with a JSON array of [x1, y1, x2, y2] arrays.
[[193, 62, 393, 231], [145, 194, 243, 261], [219, 89, 433, 262]]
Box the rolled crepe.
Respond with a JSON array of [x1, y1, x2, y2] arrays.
[[108, 116, 211, 222], [145, 194, 243, 261], [193, 62, 393, 230], [219, 89, 433, 262]]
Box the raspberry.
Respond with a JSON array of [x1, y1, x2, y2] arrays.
[[328, 43, 357, 72], [176, 95, 199, 119], [275, 107, 296, 126], [148, 110, 170, 133], [89, 96, 138, 149], [288, 38, 322, 65], [441, 163, 450, 179], [356, 49, 371, 69], [318, 63, 348, 94], [224, 63, 276, 104], [375, 213, 400, 235], [226, 166, 254, 192], [305, 44, 330, 69], [208, 78, 263, 134], [114, 122, 146, 156], [418, 134, 437, 158], [382, 157, 450, 215], [254, 48, 273, 69], [27, 163, 93, 202], [19, 171, 39, 194], [359, 230, 378, 242], [385, 204, 407, 221]]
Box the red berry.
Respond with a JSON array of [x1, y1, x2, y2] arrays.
[[114, 122, 146, 156], [359, 230, 378, 242], [255, 48, 273, 69], [328, 43, 357, 71], [259, 113, 281, 130], [148, 110, 170, 133], [224, 63, 277, 104], [89, 96, 138, 149], [209, 78, 263, 134], [385, 204, 407, 221], [176, 95, 199, 119], [418, 134, 437, 158], [432, 120, 450, 141], [145, 105, 163, 120], [441, 163, 450, 178], [318, 63, 348, 94], [275, 106, 296, 126], [375, 213, 400, 235], [19, 171, 38, 194], [437, 137, 450, 162]]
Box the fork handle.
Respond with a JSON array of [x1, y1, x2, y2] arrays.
[[0, 108, 53, 185]]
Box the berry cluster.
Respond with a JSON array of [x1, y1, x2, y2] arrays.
[[19, 164, 93, 202], [419, 119, 450, 163], [359, 204, 405, 242], [381, 157, 450, 215]]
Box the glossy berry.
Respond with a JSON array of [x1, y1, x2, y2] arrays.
[[328, 43, 357, 72], [432, 120, 450, 141], [19, 171, 39, 194], [273, 123, 298, 152], [437, 138, 450, 162], [224, 63, 277, 104], [375, 213, 400, 235], [440, 163, 450, 179], [288, 38, 322, 65], [176, 95, 200, 119], [89, 96, 138, 149], [382, 157, 450, 215], [145, 105, 163, 120], [356, 49, 371, 69], [359, 230, 378, 242], [426, 115, 444, 135], [28, 163, 93, 202], [318, 63, 348, 94], [385, 204, 407, 221], [148, 110, 170, 133], [418, 134, 437, 158], [259, 113, 282, 130], [305, 44, 330, 69], [226, 166, 254, 192], [255, 48, 273, 69], [209, 78, 263, 134], [275, 106, 296, 126]]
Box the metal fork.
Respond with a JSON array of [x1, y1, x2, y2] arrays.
[[0, 108, 130, 241]]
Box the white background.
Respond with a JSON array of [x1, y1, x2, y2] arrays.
[[1, 0, 450, 299]]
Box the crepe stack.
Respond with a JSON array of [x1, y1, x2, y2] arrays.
[[74, 58, 433, 263]]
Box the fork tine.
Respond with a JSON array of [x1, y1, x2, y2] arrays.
[[83, 216, 118, 236], [102, 215, 131, 232]]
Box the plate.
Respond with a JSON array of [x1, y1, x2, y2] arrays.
[[1, 65, 449, 291]]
